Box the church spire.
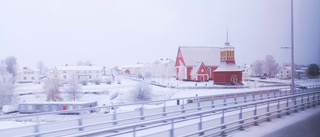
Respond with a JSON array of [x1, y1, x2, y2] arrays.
[[225, 29, 230, 46]]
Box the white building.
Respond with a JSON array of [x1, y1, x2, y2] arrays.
[[277, 67, 291, 79], [17, 67, 40, 83], [241, 64, 254, 80], [54, 65, 104, 82], [121, 63, 147, 76]]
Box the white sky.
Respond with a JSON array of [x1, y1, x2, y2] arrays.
[[0, 0, 319, 69]]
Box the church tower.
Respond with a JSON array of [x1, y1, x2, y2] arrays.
[[220, 30, 235, 64]]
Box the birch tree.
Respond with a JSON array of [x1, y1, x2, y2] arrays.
[[44, 77, 63, 102], [0, 63, 16, 108], [66, 74, 82, 101]]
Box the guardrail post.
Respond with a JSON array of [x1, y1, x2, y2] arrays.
[[254, 104, 257, 116], [133, 126, 136, 137], [234, 94, 237, 104], [254, 104, 259, 126], [260, 91, 263, 100], [239, 106, 243, 120], [313, 93, 316, 108], [140, 104, 144, 120], [221, 109, 225, 125], [35, 116, 40, 137], [78, 111, 83, 131], [199, 114, 204, 136], [307, 94, 310, 108], [267, 101, 271, 122], [286, 98, 290, 115], [181, 99, 185, 113], [268, 92, 270, 99], [163, 102, 167, 116], [224, 95, 226, 106], [244, 93, 247, 103], [274, 92, 276, 98], [253, 94, 255, 101], [197, 96, 201, 110], [277, 99, 281, 118], [113, 109, 117, 125], [170, 119, 174, 137], [301, 95, 305, 110], [318, 92, 320, 105], [211, 96, 215, 109]]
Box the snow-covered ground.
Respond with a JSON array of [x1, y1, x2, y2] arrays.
[[2, 77, 320, 132]]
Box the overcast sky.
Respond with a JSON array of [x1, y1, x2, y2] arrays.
[[0, 0, 319, 69]]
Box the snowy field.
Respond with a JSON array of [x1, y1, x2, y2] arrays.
[[1, 77, 320, 131]]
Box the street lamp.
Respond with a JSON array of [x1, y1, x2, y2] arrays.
[[290, 0, 295, 94], [280, 0, 295, 94]]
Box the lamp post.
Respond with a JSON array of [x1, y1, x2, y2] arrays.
[[280, 0, 295, 94], [290, 0, 295, 94]]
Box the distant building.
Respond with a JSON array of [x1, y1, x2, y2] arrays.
[[175, 33, 242, 84], [121, 63, 147, 76], [17, 67, 40, 83], [277, 67, 291, 79], [175, 46, 220, 81], [54, 65, 104, 82], [241, 64, 254, 79]]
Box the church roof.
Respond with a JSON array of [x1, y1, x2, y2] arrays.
[[179, 46, 220, 66], [214, 62, 242, 72]]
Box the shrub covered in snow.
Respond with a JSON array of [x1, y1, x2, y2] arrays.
[[106, 76, 112, 85], [80, 76, 89, 85], [93, 77, 101, 85], [44, 76, 63, 102], [130, 81, 152, 102]]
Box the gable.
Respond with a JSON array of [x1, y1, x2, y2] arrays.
[[175, 48, 186, 66]]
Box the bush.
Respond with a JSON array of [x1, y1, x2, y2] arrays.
[[106, 76, 112, 85], [130, 81, 152, 102]]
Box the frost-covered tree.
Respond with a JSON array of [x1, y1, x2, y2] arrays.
[[4, 56, 18, 80], [0, 63, 16, 108], [37, 61, 46, 75], [105, 76, 113, 84], [190, 67, 197, 81], [66, 74, 82, 101], [252, 60, 264, 76], [44, 77, 63, 102], [80, 76, 89, 85], [178, 66, 185, 80], [130, 81, 152, 102], [264, 55, 279, 77], [93, 76, 101, 85]]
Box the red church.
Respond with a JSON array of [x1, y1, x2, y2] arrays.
[[175, 35, 242, 85]]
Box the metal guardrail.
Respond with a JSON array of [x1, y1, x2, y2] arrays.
[[1, 86, 319, 137], [56, 90, 320, 137]]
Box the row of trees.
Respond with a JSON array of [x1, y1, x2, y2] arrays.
[[252, 55, 279, 77]]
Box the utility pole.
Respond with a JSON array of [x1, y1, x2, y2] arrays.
[[290, 0, 295, 94]]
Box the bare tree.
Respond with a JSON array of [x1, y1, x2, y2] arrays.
[[44, 77, 63, 102], [4, 56, 18, 80], [252, 60, 264, 76], [264, 55, 279, 77], [66, 74, 82, 101], [0, 63, 16, 108], [130, 81, 152, 102]]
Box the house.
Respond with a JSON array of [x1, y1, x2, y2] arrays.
[[121, 63, 148, 76], [277, 66, 291, 79], [213, 37, 242, 85], [54, 65, 104, 82], [175, 46, 220, 81], [17, 67, 40, 83], [241, 64, 254, 80]]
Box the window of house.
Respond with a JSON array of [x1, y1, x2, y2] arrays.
[[96, 71, 99, 73], [31, 72, 34, 74], [88, 71, 91, 73], [24, 77, 27, 80], [63, 75, 67, 79], [32, 77, 34, 80], [24, 72, 27, 74], [89, 75, 92, 79]]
